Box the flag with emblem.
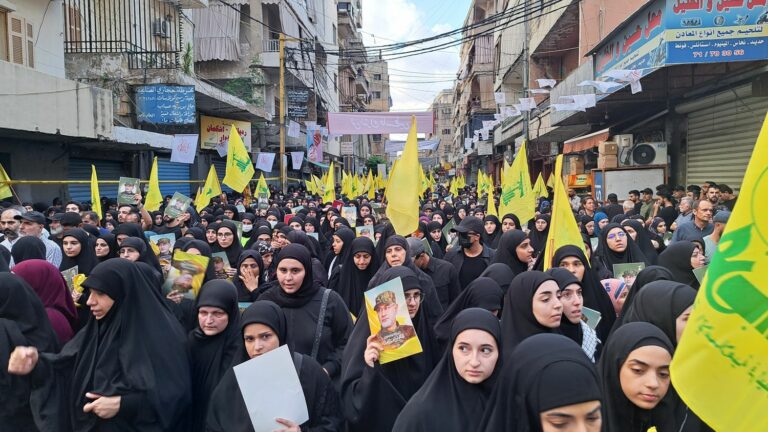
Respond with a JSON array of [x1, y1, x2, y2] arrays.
[[195, 165, 222, 212], [0, 164, 14, 201], [498, 141, 535, 224], [542, 154, 587, 270], [255, 172, 270, 199], [222, 125, 254, 192]]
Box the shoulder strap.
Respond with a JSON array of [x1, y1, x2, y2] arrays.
[[310, 288, 331, 360], [292, 351, 304, 374]]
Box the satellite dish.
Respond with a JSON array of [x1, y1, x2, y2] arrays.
[[632, 144, 657, 165]]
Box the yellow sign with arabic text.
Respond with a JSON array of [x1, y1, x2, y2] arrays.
[[200, 115, 251, 151]]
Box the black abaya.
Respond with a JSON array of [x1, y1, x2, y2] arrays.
[[329, 237, 379, 316], [500, 271, 559, 359], [490, 229, 530, 275], [432, 277, 503, 347], [658, 241, 701, 289]]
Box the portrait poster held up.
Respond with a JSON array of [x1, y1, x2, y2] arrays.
[[365, 277, 423, 364], [164, 192, 192, 219], [117, 176, 141, 205], [162, 249, 209, 299]]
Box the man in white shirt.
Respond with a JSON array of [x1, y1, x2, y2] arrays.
[[17, 211, 62, 268], [568, 188, 581, 212], [0, 207, 23, 254]]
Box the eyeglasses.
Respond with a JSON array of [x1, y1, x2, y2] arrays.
[[405, 292, 423, 303], [607, 232, 626, 240]]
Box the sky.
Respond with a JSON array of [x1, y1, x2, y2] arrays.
[[360, 0, 472, 112]]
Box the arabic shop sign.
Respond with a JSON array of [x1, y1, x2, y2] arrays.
[[287, 88, 309, 119], [200, 115, 252, 152], [135, 85, 196, 125], [594, 0, 768, 77]]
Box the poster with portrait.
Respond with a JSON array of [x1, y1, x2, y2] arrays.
[[117, 177, 141, 205], [164, 192, 192, 219], [364, 277, 423, 364], [356, 226, 373, 239], [341, 206, 357, 227], [149, 234, 176, 266], [211, 252, 232, 280], [613, 263, 646, 290], [162, 250, 209, 299]]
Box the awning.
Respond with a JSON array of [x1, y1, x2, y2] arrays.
[[305, 158, 329, 169], [563, 128, 610, 153]]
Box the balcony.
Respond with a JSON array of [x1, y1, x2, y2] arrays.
[[337, 2, 360, 33], [355, 74, 369, 97]]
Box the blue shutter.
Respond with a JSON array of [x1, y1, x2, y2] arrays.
[[211, 157, 233, 193], [68, 159, 124, 204], [157, 158, 191, 197]]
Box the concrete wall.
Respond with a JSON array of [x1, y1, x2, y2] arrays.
[[10, 0, 67, 78], [579, 0, 650, 61]]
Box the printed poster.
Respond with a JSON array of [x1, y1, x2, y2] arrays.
[[162, 250, 209, 299], [211, 252, 233, 280], [341, 206, 357, 227], [356, 225, 373, 239], [200, 115, 252, 151], [364, 277, 423, 364], [117, 177, 141, 205], [164, 192, 192, 219], [149, 233, 176, 267], [613, 262, 646, 290]]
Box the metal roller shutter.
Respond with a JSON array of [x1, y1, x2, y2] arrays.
[[211, 158, 233, 193], [68, 159, 124, 203], [157, 158, 192, 197], [684, 85, 768, 193]]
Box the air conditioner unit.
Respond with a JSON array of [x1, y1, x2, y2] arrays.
[[152, 19, 170, 38], [631, 142, 668, 166]]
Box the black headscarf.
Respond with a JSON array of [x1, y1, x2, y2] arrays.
[[592, 223, 650, 279], [96, 233, 119, 261], [232, 250, 266, 302], [529, 214, 550, 255], [205, 222, 220, 248], [426, 221, 447, 255], [490, 229, 530, 275], [433, 277, 503, 347], [11, 235, 46, 264], [614, 281, 695, 346], [551, 245, 617, 343], [112, 223, 163, 271], [619, 265, 675, 323], [188, 279, 241, 432], [479, 263, 516, 296], [120, 237, 162, 272], [258, 244, 318, 308], [334, 237, 379, 316], [598, 322, 676, 432], [481, 215, 502, 249], [213, 220, 243, 265], [546, 267, 585, 346], [501, 213, 522, 231], [340, 266, 442, 432], [186, 226, 206, 241], [622, 219, 659, 264], [658, 241, 701, 289], [500, 271, 559, 358], [393, 308, 503, 431], [58, 228, 99, 276], [325, 226, 355, 275], [477, 333, 603, 431]]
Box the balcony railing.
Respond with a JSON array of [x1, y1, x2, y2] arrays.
[[263, 39, 280, 53]]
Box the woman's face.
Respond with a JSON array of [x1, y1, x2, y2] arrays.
[[584, 198, 595, 211], [266, 215, 278, 224], [217, 228, 234, 248], [385, 245, 407, 267], [560, 283, 583, 324], [458, 208, 466, 219], [585, 221, 595, 236], [516, 238, 534, 263], [430, 229, 442, 242], [432, 214, 443, 225], [223, 209, 235, 219], [606, 228, 627, 253], [119, 246, 140, 262], [535, 218, 548, 232], [364, 217, 375, 226], [655, 221, 667, 234], [240, 257, 260, 279], [623, 224, 637, 241], [690, 246, 706, 269], [353, 252, 372, 271], [304, 222, 315, 233], [206, 229, 217, 243], [532, 280, 563, 328], [484, 220, 497, 235], [501, 217, 516, 232], [598, 218, 609, 230], [540, 400, 602, 432], [452, 329, 499, 385], [360, 207, 370, 217], [86, 289, 115, 320], [675, 305, 693, 343], [332, 235, 344, 255], [262, 253, 273, 269], [62, 236, 82, 257], [154, 214, 163, 225], [619, 345, 671, 410], [276, 258, 305, 294], [198, 306, 229, 336], [186, 248, 202, 256], [289, 221, 302, 230], [243, 323, 280, 358], [404, 288, 422, 318], [94, 238, 110, 257]]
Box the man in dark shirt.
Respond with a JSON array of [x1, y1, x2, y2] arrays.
[[600, 193, 624, 220], [444, 216, 495, 290], [671, 199, 714, 244], [408, 237, 461, 309]]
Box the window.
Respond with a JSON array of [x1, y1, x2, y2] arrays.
[[6, 14, 34, 67], [442, 128, 451, 135], [332, 24, 336, 45], [373, 73, 381, 80], [372, 91, 381, 99], [372, 134, 382, 141], [0, 10, 7, 62]]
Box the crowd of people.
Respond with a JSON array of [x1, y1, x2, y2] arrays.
[[0, 177, 734, 431]]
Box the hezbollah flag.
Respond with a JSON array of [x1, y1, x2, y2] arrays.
[[532, 173, 548, 198], [486, 175, 498, 217], [498, 141, 535, 224], [542, 155, 587, 270], [89, 165, 103, 219], [0, 164, 14, 200], [222, 125, 254, 192], [670, 115, 768, 432], [144, 157, 163, 211], [322, 163, 336, 204], [255, 172, 270, 199], [367, 171, 376, 200], [195, 165, 222, 211], [386, 116, 420, 235]]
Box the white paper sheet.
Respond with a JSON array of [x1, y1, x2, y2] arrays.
[[536, 78, 557, 88], [233, 345, 309, 432], [170, 134, 198, 164], [494, 91, 506, 104]]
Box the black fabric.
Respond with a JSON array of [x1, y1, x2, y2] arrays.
[[330, 237, 378, 316], [501, 213, 522, 231], [187, 280, 241, 432], [551, 245, 617, 343], [658, 205, 679, 229], [0, 246, 10, 272], [546, 267, 584, 346], [481, 215, 502, 249], [426, 221, 447, 255], [433, 277, 503, 347], [393, 308, 502, 431], [286, 229, 328, 287], [529, 214, 550, 254], [619, 265, 675, 323], [598, 322, 676, 432], [233, 250, 267, 302], [500, 271, 559, 358], [58, 228, 99, 276], [623, 219, 659, 264], [30, 259, 191, 431], [213, 221, 243, 265], [592, 223, 650, 279], [0, 273, 59, 430], [340, 266, 442, 432], [614, 280, 695, 346], [421, 256, 461, 310], [324, 227, 355, 275], [11, 235, 46, 264], [258, 243, 319, 308], [658, 241, 700, 289], [205, 301, 343, 431], [479, 263, 516, 295], [113, 223, 163, 271], [96, 233, 119, 261], [490, 229, 530, 275], [458, 253, 486, 291], [477, 333, 602, 431]]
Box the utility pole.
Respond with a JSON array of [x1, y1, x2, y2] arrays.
[[278, 33, 300, 194]]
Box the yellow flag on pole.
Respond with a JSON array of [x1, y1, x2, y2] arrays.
[[144, 157, 163, 211], [222, 125, 254, 192], [532, 173, 548, 198], [255, 172, 270, 199], [542, 154, 587, 270], [0, 164, 14, 201], [546, 172, 555, 189], [367, 171, 376, 200], [90, 165, 102, 219], [322, 163, 336, 204], [669, 114, 768, 432], [486, 176, 498, 217], [386, 116, 420, 235], [196, 165, 223, 211], [498, 141, 535, 224]]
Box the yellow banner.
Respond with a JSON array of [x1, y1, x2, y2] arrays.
[[200, 115, 252, 151]]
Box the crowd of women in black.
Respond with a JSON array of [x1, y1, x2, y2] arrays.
[[1, 181, 713, 431]]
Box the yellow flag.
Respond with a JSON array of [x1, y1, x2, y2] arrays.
[[90, 165, 102, 219], [486, 176, 498, 217], [144, 157, 163, 211], [670, 114, 768, 432], [546, 172, 555, 189], [222, 125, 254, 192], [449, 178, 459, 196], [0, 164, 13, 200], [532, 173, 548, 198], [542, 155, 587, 270], [305, 179, 315, 194], [255, 172, 270, 199], [498, 141, 535, 224], [386, 116, 420, 235], [196, 165, 223, 211], [385, 158, 398, 199], [323, 163, 336, 204], [367, 171, 376, 200]]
